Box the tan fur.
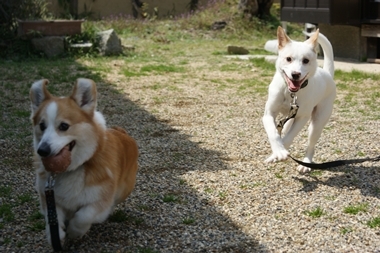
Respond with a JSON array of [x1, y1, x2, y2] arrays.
[[30, 78, 139, 247]]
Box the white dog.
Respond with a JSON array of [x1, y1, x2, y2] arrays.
[[262, 26, 336, 173]]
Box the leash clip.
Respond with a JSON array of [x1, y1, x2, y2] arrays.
[[45, 174, 56, 190], [289, 92, 299, 116], [276, 92, 299, 135], [290, 92, 297, 105]]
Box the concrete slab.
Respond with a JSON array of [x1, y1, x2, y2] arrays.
[[226, 55, 380, 74]]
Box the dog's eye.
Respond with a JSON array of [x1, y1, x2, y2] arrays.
[[286, 57, 292, 62], [39, 122, 46, 131], [58, 122, 70, 131], [303, 59, 309, 64]]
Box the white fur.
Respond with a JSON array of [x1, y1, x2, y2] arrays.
[[262, 27, 336, 173]]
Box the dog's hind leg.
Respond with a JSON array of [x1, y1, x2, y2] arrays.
[[298, 96, 335, 173], [281, 118, 294, 136]]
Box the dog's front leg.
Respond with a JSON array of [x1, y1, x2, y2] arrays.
[[67, 203, 113, 238], [262, 113, 289, 163]]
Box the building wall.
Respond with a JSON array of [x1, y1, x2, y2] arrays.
[[319, 24, 367, 61], [48, 0, 209, 19]]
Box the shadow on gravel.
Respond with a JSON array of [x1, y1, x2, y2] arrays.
[[292, 165, 380, 198], [0, 59, 267, 252]]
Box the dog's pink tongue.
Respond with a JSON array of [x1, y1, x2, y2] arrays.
[[288, 80, 301, 92], [42, 146, 71, 173]]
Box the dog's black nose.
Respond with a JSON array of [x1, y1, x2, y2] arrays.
[[291, 72, 301, 80], [37, 142, 51, 157]]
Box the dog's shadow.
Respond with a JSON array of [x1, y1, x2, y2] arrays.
[[293, 164, 380, 198]]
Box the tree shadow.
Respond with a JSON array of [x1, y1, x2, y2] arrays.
[[0, 58, 267, 252]]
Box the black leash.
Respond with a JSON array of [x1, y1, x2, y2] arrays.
[[45, 175, 63, 252], [276, 88, 380, 170], [290, 155, 380, 170]]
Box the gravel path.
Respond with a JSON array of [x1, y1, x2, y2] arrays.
[[1, 54, 380, 252]]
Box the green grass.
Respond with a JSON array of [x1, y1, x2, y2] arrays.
[[109, 210, 144, 225], [218, 191, 227, 200], [162, 194, 178, 203], [239, 182, 264, 189], [304, 207, 325, 218], [123, 69, 146, 78], [274, 172, 283, 179], [249, 57, 276, 73], [140, 64, 185, 74], [343, 203, 369, 215], [108, 209, 128, 222], [310, 170, 323, 177], [27, 220, 46, 232], [0, 186, 12, 198], [204, 187, 213, 193], [0, 204, 14, 222], [335, 69, 380, 82], [28, 211, 44, 221], [182, 217, 196, 225], [366, 216, 380, 228], [137, 247, 159, 253], [340, 227, 353, 235], [18, 193, 34, 204]]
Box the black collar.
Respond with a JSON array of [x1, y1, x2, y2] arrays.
[[301, 79, 308, 89]]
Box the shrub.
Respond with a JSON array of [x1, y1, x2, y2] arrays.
[[0, 0, 50, 40]]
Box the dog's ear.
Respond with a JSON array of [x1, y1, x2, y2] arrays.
[[30, 79, 51, 115], [277, 26, 291, 50], [71, 78, 97, 115], [305, 29, 319, 52]]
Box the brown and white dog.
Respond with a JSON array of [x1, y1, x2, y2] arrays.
[[30, 78, 138, 247]]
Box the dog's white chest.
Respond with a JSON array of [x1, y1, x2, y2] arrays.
[[52, 168, 102, 210]]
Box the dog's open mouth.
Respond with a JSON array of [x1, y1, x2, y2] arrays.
[[42, 141, 75, 173], [283, 72, 308, 92]]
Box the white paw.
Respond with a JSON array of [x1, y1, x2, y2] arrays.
[[265, 149, 289, 163], [67, 221, 91, 239], [297, 165, 311, 173]]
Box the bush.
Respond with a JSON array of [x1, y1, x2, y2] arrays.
[[0, 0, 50, 40]]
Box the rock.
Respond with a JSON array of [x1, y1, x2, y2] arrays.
[[227, 46, 249, 55], [31, 36, 65, 58], [97, 29, 122, 56], [211, 21, 227, 30]]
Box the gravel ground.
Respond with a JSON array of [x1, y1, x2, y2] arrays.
[[1, 56, 380, 253]]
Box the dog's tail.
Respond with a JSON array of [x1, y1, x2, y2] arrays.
[[304, 31, 335, 78]]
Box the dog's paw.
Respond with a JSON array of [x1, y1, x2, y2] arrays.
[[297, 165, 311, 173], [265, 150, 289, 163]]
